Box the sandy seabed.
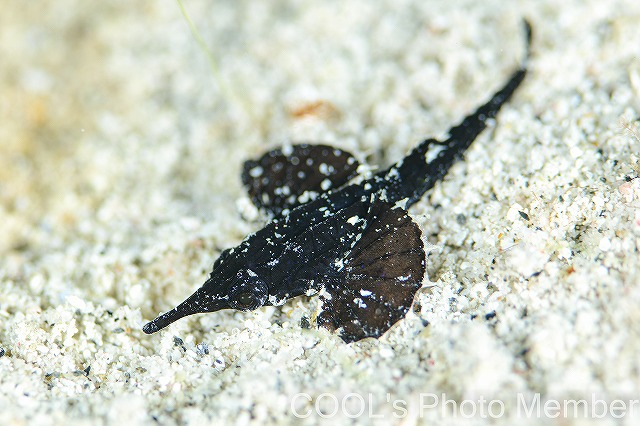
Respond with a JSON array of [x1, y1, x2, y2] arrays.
[[2, 1, 640, 425]]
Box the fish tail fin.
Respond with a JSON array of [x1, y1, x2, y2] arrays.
[[383, 20, 531, 206]]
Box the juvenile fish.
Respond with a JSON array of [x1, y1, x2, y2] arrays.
[[143, 22, 532, 343]]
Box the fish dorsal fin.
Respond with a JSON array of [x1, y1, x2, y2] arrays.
[[242, 144, 360, 216], [317, 201, 425, 343]]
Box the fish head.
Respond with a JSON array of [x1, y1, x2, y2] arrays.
[[142, 245, 269, 334]]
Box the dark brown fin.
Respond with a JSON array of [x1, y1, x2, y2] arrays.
[[242, 144, 360, 216], [317, 201, 425, 343]]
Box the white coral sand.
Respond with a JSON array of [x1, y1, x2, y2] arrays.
[[1, 1, 640, 424]]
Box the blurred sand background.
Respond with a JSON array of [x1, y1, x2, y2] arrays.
[[2, 1, 640, 424]]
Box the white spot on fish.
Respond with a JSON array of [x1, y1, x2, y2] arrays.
[[347, 216, 362, 226], [318, 287, 332, 300], [249, 166, 263, 177], [274, 186, 291, 196], [353, 298, 367, 308], [385, 168, 400, 180], [425, 144, 446, 163], [268, 295, 288, 306], [319, 163, 334, 176]]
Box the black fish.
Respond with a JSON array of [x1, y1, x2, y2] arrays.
[[143, 22, 532, 343]]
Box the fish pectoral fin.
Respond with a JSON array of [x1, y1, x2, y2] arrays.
[[317, 201, 426, 343], [242, 144, 360, 216]]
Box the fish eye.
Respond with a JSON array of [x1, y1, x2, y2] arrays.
[[230, 269, 268, 310], [235, 291, 255, 309]]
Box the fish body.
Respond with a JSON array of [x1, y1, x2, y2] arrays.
[[143, 22, 531, 342]]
